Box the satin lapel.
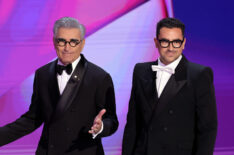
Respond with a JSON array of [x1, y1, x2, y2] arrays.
[[155, 56, 188, 117], [48, 60, 60, 109], [141, 61, 158, 109], [52, 55, 87, 122]]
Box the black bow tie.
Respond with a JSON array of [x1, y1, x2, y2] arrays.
[[56, 64, 73, 75]]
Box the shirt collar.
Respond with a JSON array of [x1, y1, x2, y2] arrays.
[[57, 56, 81, 72], [158, 55, 182, 71]]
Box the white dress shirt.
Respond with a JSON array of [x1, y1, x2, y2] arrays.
[[156, 55, 182, 98], [57, 56, 81, 95]]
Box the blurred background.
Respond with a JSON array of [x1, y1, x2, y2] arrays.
[[0, 0, 233, 154]]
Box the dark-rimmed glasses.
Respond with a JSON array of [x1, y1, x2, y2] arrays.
[[158, 38, 184, 48], [55, 38, 82, 47]]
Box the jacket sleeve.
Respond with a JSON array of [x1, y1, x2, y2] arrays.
[[0, 71, 43, 146], [122, 65, 138, 155], [95, 73, 119, 138], [194, 67, 217, 155]]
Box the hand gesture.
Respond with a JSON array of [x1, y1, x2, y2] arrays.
[[88, 109, 106, 134]]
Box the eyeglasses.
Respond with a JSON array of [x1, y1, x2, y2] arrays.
[[158, 38, 184, 48], [55, 38, 82, 47]]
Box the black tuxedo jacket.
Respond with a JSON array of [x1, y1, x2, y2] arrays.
[[122, 56, 217, 155], [0, 54, 118, 155]]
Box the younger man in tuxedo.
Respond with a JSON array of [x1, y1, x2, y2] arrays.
[[122, 17, 217, 155]]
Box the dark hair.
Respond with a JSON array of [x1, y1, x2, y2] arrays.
[[156, 18, 185, 38]]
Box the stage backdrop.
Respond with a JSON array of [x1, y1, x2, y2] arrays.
[[1, 0, 233, 154], [0, 0, 172, 154]]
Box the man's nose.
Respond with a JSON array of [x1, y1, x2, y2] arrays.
[[64, 42, 71, 50], [168, 42, 174, 50]]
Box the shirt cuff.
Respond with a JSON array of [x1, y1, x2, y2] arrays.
[[92, 121, 104, 139]]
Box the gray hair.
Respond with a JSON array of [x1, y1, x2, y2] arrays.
[[53, 17, 86, 39]]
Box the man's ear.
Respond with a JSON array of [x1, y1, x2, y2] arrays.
[[53, 37, 57, 49], [154, 38, 159, 48], [182, 38, 186, 50], [80, 39, 85, 50]]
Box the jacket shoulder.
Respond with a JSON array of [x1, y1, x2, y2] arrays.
[[134, 61, 155, 69], [85, 61, 113, 84], [188, 61, 206, 72], [35, 60, 55, 73], [87, 61, 109, 76], [187, 61, 213, 81], [133, 61, 155, 76]]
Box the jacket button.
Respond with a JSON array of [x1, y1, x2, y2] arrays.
[[163, 127, 168, 132], [168, 109, 174, 115], [66, 128, 70, 132], [50, 144, 54, 148]]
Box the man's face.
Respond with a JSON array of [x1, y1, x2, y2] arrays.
[[53, 27, 85, 65], [154, 27, 186, 65]]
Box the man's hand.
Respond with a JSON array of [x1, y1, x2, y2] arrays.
[[89, 109, 106, 134]]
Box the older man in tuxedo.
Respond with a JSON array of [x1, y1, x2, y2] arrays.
[[0, 17, 118, 155], [122, 18, 217, 155]]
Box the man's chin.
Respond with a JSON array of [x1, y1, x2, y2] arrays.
[[164, 58, 176, 65], [60, 59, 73, 65]]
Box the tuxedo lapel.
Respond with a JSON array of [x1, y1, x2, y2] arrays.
[[141, 61, 158, 110], [51, 55, 88, 122], [48, 60, 60, 109], [155, 56, 188, 117]]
